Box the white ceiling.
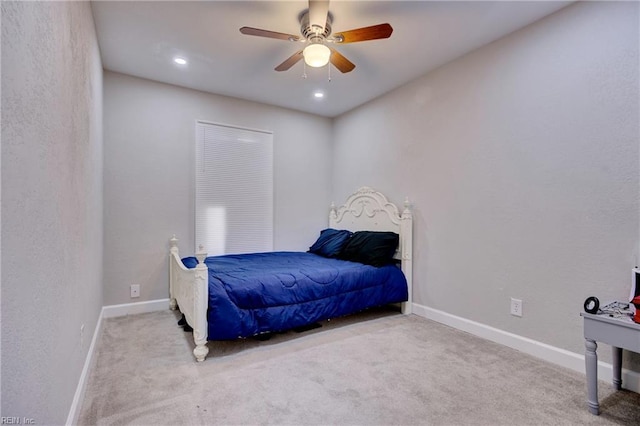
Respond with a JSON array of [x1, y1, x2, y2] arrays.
[[91, 0, 572, 118]]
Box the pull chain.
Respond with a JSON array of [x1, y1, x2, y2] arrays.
[[327, 63, 331, 82], [302, 61, 307, 79]]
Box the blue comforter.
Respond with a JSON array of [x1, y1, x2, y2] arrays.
[[183, 251, 408, 340]]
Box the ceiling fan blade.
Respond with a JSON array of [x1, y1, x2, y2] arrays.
[[275, 50, 304, 71], [308, 0, 330, 33], [329, 48, 355, 73], [240, 26, 300, 42], [333, 23, 393, 43]]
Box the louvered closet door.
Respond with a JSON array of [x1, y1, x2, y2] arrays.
[[195, 121, 273, 255]]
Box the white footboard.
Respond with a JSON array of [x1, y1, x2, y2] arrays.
[[169, 236, 209, 362]]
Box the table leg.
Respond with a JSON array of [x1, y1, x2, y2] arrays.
[[612, 346, 622, 390], [585, 338, 599, 415]]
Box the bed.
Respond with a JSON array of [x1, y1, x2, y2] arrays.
[[169, 187, 413, 361]]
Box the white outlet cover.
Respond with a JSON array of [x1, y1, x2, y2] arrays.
[[510, 298, 523, 317], [130, 284, 140, 298]]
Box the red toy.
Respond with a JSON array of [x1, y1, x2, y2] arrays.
[[631, 296, 640, 323]]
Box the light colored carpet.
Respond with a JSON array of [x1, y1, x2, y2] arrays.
[[77, 307, 640, 425]]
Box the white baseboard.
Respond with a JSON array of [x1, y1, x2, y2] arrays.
[[102, 298, 170, 318], [65, 311, 104, 425], [412, 303, 640, 394], [66, 299, 170, 424]]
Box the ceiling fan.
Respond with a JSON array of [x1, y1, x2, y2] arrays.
[[239, 0, 393, 73]]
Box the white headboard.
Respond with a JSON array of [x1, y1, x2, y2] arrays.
[[329, 187, 413, 314]]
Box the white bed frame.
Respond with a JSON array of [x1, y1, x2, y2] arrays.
[[169, 187, 413, 361]]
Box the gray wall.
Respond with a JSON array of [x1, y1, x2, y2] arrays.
[[333, 1, 639, 360], [1, 1, 103, 424], [103, 72, 333, 305]]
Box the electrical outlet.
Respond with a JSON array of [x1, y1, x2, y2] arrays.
[[130, 284, 140, 298], [511, 298, 523, 317]]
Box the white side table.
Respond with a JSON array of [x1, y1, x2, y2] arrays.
[[581, 309, 640, 414]]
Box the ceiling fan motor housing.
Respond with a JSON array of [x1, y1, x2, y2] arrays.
[[300, 11, 332, 41]]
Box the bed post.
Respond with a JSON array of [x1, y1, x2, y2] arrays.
[[193, 246, 210, 362], [400, 197, 413, 315], [169, 235, 179, 311]]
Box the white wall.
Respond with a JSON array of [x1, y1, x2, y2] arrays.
[[1, 2, 103, 423], [333, 1, 639, 362], [103, 72, 333, 305]]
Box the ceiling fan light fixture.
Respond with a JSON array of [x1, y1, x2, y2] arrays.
[[303, 43, 330, 68]]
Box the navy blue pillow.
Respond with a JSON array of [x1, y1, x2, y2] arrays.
[[338, 231, 399, 267], [308, 228, 353, 258], [181, 257, 199, 268]]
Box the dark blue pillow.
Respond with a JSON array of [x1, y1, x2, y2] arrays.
[[338, 231, 399, 267], [308, 228, 353, 258], [181, 256, 199, 268]]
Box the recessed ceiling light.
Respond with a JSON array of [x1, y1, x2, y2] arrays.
[[313, 91, 324, 99], [174, 57, 187, 65]]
